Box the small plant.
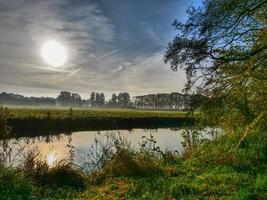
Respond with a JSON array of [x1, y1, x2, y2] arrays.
[[82, 132, 114, 172], [20, 146, 41, 174], [66, 136, 75, 164], [86, 132, 164, 185], [0, 106, 13, 166], [181, 129, 203, 151], [68, 107, 74, 117], [139, 134, 162, 159], [0, 106, 12, 138], [46, 110, 51, 119]]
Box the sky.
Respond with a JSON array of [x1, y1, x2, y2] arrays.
[[0, 0, 202, 98]]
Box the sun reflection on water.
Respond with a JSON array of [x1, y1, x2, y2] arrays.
[[46, 150, 57, 167]]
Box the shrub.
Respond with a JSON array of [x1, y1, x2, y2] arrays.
[[0, 168, 34, 200], [90, 148, 163, 185], [255, 173, 267, 199], [46, 165, 86, 190]]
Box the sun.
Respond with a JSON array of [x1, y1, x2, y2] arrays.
[[41, 40, 67, 67]]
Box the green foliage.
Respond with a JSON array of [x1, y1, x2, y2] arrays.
[[181, 129, 203, 151], [45, 165, 86, 190], [127, 130, 267, 199], [255, 173, 267, 199], [0, 163, 86, 199], [22, 149, 86, 190], [94, 150, 162, 182], [165, 0, 267, 129], [0, 168, 34, 200], [88, 134, 163, 185]]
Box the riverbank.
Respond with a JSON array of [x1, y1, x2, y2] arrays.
[[1, 129, 266, 199], [6, 107, 194, 137]]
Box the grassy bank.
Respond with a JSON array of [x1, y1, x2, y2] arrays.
[[7, 107, 188, 119], [5, 107, 194, 137], [1, 129, 266, 199]]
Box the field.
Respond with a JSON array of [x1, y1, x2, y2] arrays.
[[7, 107, 188, 119], [4, 107, 195, 137]]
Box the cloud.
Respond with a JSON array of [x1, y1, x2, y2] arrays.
[[0, 0, 117, 93], [112, 52, 186, 94], [0, 0, 116, 69], [0, 0, 190, 97], [96, 49, 119, 60], [110, 65, 123, 73]]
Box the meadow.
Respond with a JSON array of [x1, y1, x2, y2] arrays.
[[7, 107, 188, 119], [5, 107, 194, 137]]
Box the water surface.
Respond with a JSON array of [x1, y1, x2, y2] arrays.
[[1, 128, 212, 168]]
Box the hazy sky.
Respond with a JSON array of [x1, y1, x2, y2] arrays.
[[0, 0, 201, 98]]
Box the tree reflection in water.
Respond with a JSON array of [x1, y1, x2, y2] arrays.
[[0, 128, 214, 170]]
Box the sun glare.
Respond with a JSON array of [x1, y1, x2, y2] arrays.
[[46, 150, 57, 167], [41, 40, 67, 67]]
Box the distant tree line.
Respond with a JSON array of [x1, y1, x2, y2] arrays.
[[56, 91, 85, 107], [134, 92, 204, 111], [0, 92, 56, 106], [89, 92, 105, 107], [0, 91, 203, 110], [0, 91, 133, 108], [106, 93, 132, 108]]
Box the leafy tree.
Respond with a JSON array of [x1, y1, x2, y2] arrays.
[[99, 93, 105, 107], [56, 91, 82, 106], [57, 91, 72, 106], [111, 93, 117, 104], [164, 0, 267, 128], [134, 93, 190, 110], [106, 93, 118, 107], [90, 92, 96, 107], [118, 93, 131, 107], [95, 93, 100, 106], [71, 93, 82, 106]]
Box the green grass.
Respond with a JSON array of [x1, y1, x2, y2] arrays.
[[7, 107, 187, 119], [5, 107, 193, 137], [1, 129, 266, 199]]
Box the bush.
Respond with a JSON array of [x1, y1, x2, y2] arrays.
[[45, 165, 86, 190], [0, 168, 34, 200], [91, 148, 163, 185], [255, 173, 267, 199]]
